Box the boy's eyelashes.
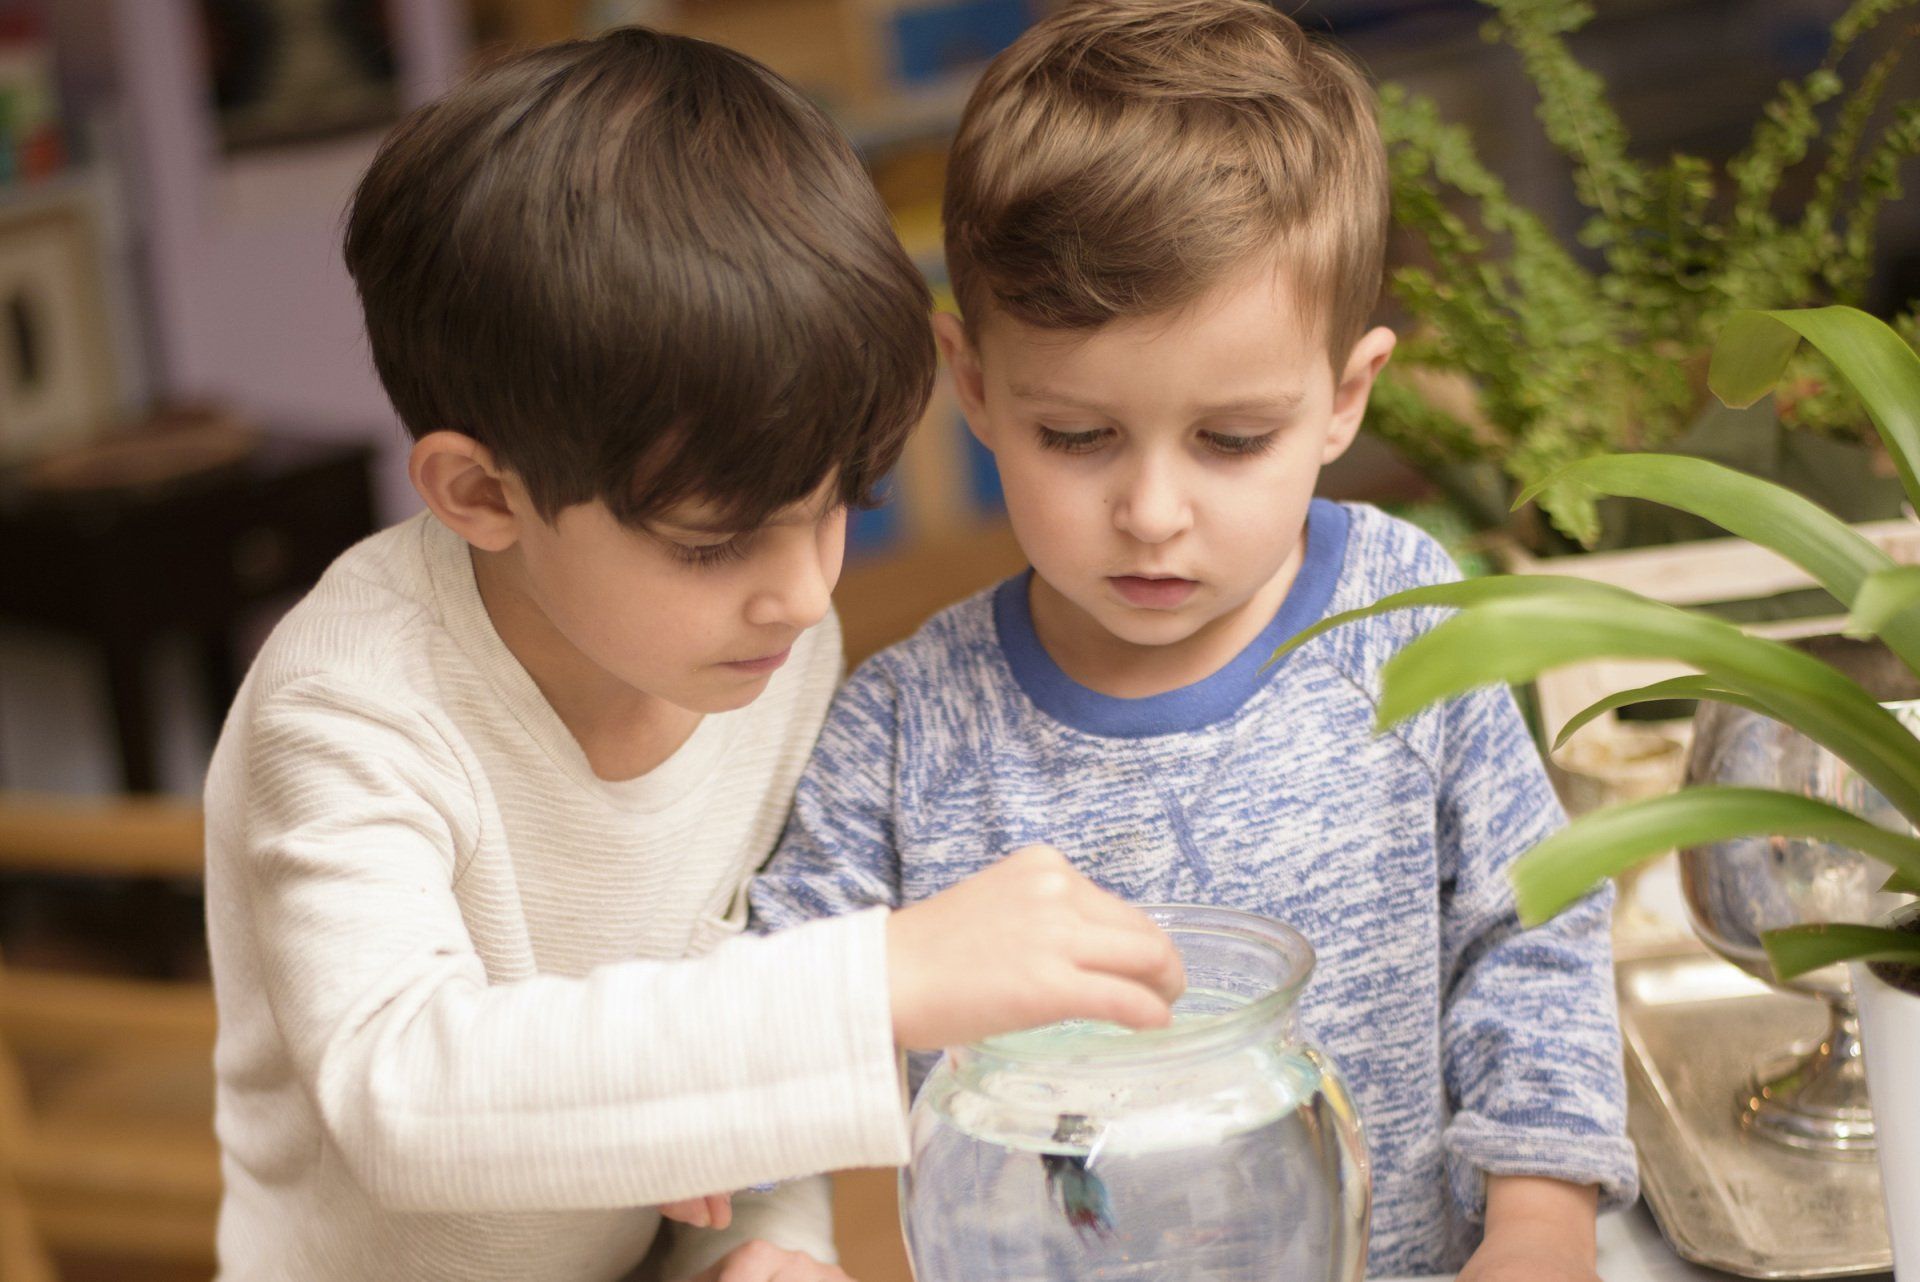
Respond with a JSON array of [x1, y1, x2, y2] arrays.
[[1035, 425, 1110, 454], [1201, 430, 1281, 457], [663, 533, 751, 568], [1032, 425, 1282, 458]]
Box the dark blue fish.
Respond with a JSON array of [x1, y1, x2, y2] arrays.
[[1042, 1114, 1114, 1239]]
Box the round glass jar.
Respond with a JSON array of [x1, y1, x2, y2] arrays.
[[901, 904, 1370, 1282]]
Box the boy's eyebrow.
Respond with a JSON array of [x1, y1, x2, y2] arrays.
[[1008, 384, 1307, 417], [654, 518, 735, 536], [646, 506, 736, 536]]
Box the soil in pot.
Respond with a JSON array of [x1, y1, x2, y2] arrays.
[[1868, 911, 1920, 998]]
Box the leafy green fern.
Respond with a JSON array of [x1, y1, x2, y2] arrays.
[[1378, 0, 1920, 545]]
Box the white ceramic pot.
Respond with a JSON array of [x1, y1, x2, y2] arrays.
[[1855, 944, 1920, 1280]]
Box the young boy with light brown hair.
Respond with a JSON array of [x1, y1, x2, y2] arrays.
[[752, 2, 1637, 1277], [202, 27, 1184, 1282]]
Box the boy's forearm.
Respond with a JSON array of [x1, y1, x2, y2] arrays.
[[1481, 1176, 1597, 1266]]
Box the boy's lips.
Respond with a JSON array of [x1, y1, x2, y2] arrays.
[[1108, 575, 1198, 609], [722, 645, 792, 675]]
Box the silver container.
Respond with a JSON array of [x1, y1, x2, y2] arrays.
[[1681, 634, 1911, 1155]]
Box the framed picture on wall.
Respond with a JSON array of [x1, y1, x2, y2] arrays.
[[198, 0, 400, 151], [0, 191, 119, 463]]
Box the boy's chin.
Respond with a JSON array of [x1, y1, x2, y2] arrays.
[[1082, 599, 1215, 650], [657, 671, 773, 714], [695, 678, 774, 712]]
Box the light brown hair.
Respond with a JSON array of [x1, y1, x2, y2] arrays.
[[345, 27, 934, 530], [943, 0, 1387, 366]]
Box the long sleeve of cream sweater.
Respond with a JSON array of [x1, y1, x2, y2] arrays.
[[204, 515, 908, 1281]]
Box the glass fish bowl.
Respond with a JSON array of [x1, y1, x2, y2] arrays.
[[901, 904, 1369, 1282]]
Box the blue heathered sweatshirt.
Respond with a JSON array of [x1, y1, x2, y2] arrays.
[[750, 500, 1638, 1276]]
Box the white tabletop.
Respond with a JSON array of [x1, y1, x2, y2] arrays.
[[1385, 1202, 1894, 1281]]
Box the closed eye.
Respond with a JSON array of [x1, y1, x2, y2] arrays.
[[666, 536, 749, 568], [1200, 430, 1279, 457], [1036, 426, 1111, 454]]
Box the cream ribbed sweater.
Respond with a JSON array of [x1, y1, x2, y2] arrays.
[[204, 514, 908, 1281]]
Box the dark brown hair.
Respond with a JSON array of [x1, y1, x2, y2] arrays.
[[943, 0, 1387, 366], [345, 27, 934, 529]]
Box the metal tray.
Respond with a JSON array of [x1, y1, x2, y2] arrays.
[[1619, 944, 1892, 1278]]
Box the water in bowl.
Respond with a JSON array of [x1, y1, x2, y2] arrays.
[[903, 989, 1363, 1282]]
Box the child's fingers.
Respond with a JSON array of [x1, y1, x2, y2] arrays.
[[1070, 923, 1186, 1000], [1057, 970, 1176, 1031], [769, 1256, 853, 1281], [660, 1196, 711, 1227], [1067, 876, 1166, 930], [708, 1241, 852, 1281], [659, 1192, 733, 1229]]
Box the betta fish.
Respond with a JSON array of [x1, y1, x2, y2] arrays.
[[1041, 1113, 1114, 1240]]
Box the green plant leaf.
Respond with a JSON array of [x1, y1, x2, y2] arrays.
[[1708, 307, 1920, 511], [1378, 591, 1920, 823], [1704, 311, 1808, 406], [1848, 564, 1920, 639], [1266, 574, 1631, 671], [1885, 868, 1920, 895], [1516, 453, 1920, 669], [1514, 453, 1891, 599], [1550, 675, 1763, 752], [1762, 922, 1920, 980], [1510, 787, 1920, 925]]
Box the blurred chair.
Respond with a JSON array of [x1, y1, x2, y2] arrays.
[[831, 1166, 914, 1282], [0, 794, 218, 1278]]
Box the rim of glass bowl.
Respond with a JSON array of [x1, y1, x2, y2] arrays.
[[963, 903, 1315, 1070]]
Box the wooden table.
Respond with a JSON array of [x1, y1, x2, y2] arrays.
[[0, 432, 377, 792]]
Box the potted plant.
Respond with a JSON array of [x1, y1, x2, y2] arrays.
[[1374, 0, 1920, 553], [1280, 305, 1920, 1271]]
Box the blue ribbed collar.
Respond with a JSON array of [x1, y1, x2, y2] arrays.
[[992, 499, 1351, 738]]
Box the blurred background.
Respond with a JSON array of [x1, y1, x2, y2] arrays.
[[0, 1, 1917, 1278]]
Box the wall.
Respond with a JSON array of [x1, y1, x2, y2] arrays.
[[107, 0, 467, 519], [0, 2, 469, 797]]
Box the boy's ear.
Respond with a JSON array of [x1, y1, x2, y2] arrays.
[[409, 431, 522, 552], [933, 312, 993, 446], [1323, 326, 1397, 465]]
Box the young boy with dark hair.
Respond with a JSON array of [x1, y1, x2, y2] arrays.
[[203, 28, 1182, 1281], [751, 2, 1637, 1278]]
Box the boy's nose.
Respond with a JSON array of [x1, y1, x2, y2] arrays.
[[745, 544, 832, 631], [1112, 460, 1191, 545]]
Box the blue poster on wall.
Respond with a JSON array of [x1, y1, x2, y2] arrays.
[[888, 0, 1034, 86], [962, 415, 1003, 514], [847, 478, 904, 556]]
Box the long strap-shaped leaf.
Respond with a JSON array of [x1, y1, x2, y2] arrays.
[[1266, 575, 1631, 672], [1551, 674, 1765, 752], [1509, 786, 1920, 926], [1763, 922, 1920, 981], [1709, 306, 1920, 513], [1514, 453, 1920, 670], [1850, 564, 1920, 639], [1378, 592, 1920, 823]]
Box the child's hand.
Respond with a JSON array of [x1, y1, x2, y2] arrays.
[[1460, 1176, 1600, 1282], [659, 1192, 732, 1230], [1455, 1241, 1599, 1282], [686, 1240, 853, 1281], [886, 844, 1185, 1050]]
